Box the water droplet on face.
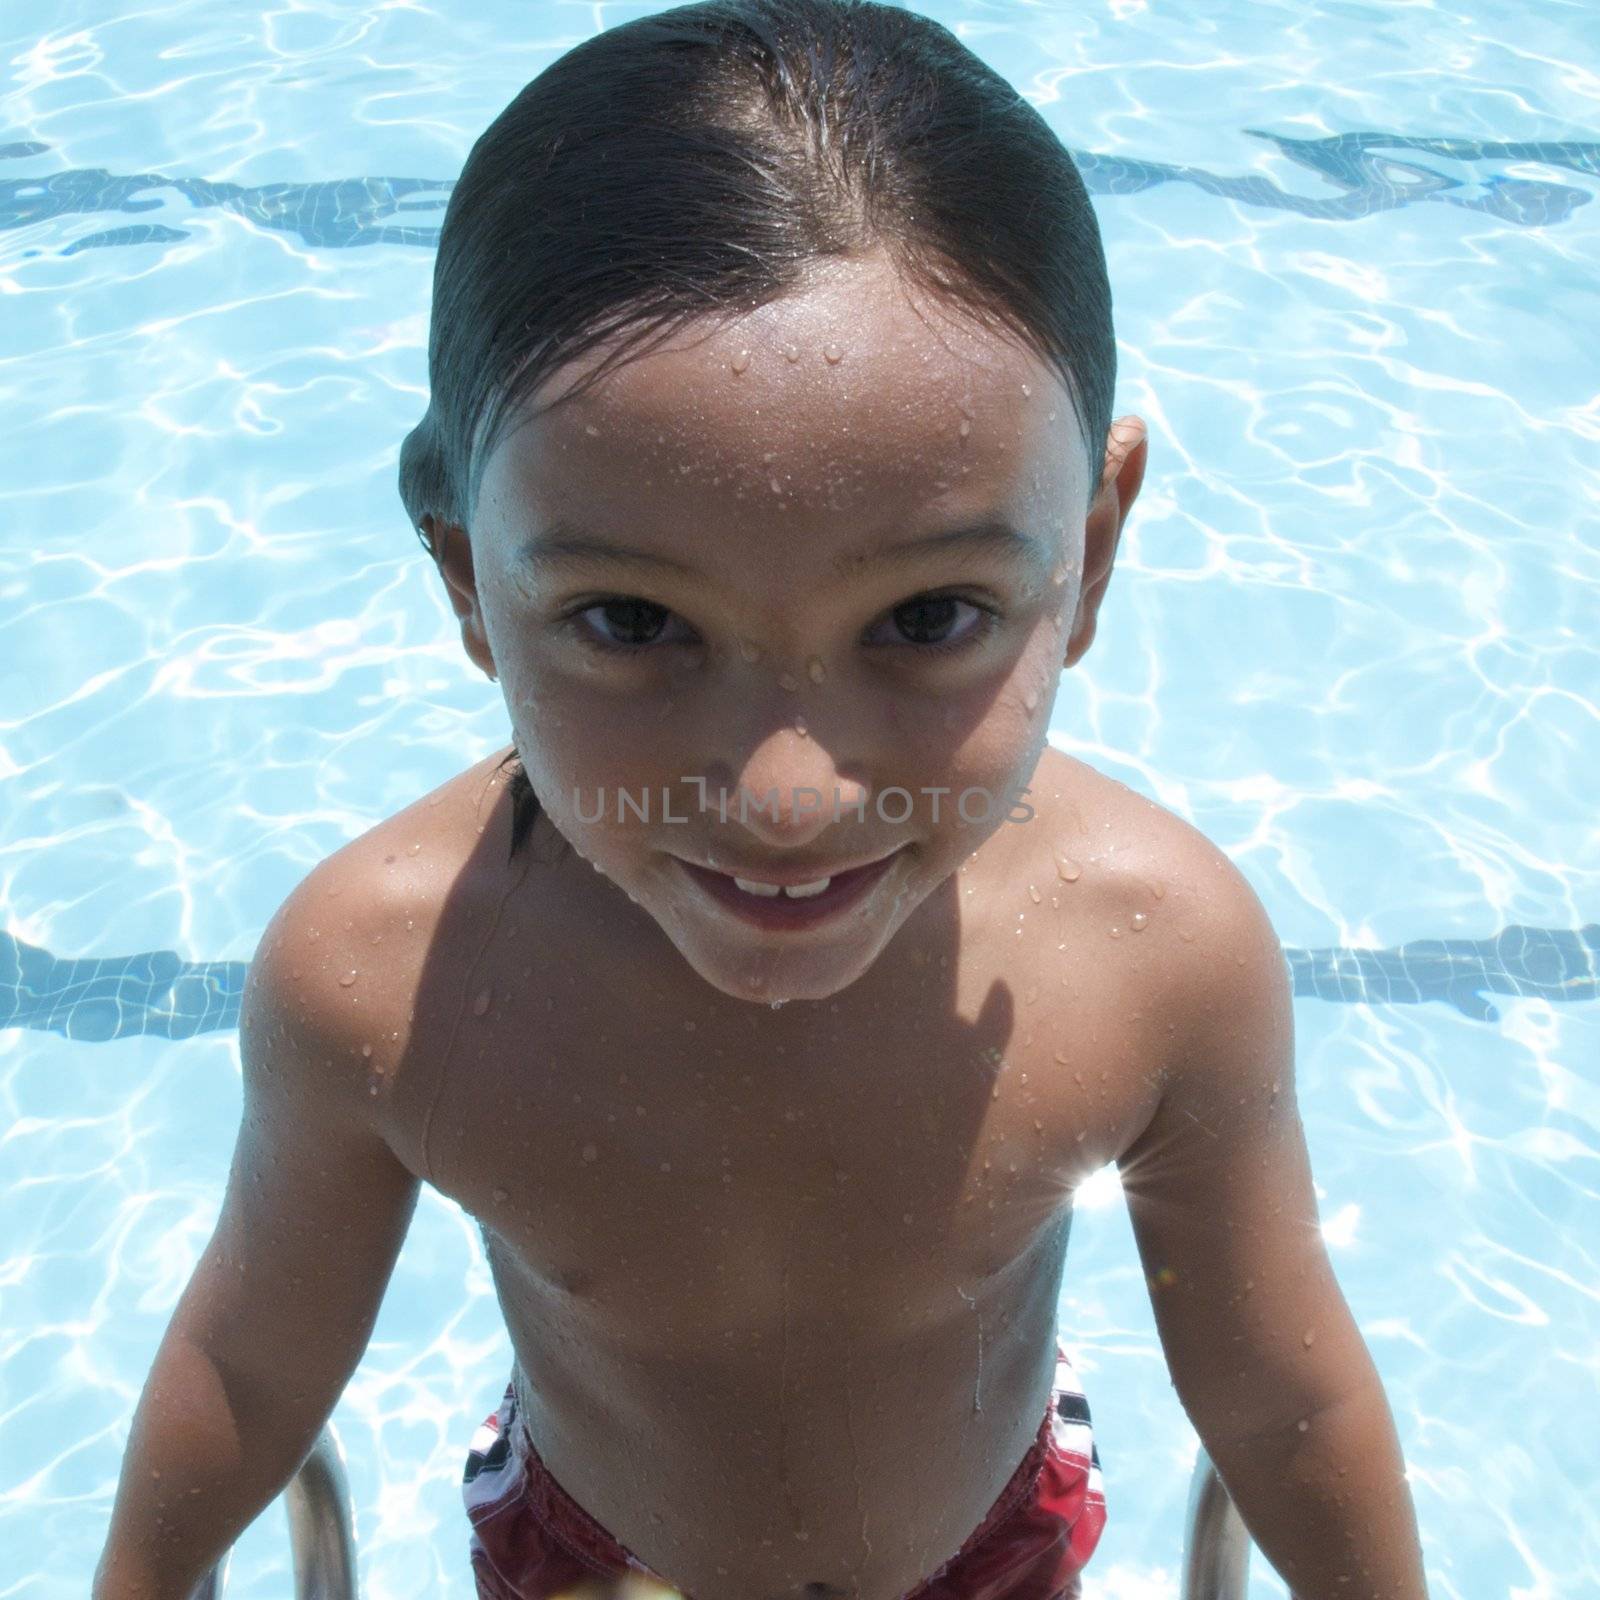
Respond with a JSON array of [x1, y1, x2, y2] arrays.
[[1048, 410, 1057, 422], [338, 969, 357, 987], [492, 1187, 508, 1202], [769, 476, 784, 495], [1303, 1327, 1317, 1346], [1130, 911, 1149, 931], [1055, 857, 1081, 882], [1021, 383, 1031, 398], [1028, 884, 1041, 903], [823, 343, 843, 363], [794, 716, 808, 737], [473, 987, 492, 1015], [778, 671, 800, 691], [807, 656, 826, 682], [581, 1143, 598, 1162], [1023, 687, 1038, 711], [731, 348, 751, 374], [958, 419, 972, 438], [361, 1042, 372, 1057], [782, 343, 800, 363], [738, 638, 761, 662], [585, 424, 601, 436]]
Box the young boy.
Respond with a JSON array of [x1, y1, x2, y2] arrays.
[[93, 4, 1428, 1597]]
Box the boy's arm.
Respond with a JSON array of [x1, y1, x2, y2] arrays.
[[1116, 850, 1427, 1600], [93, 879, 421, 1600]]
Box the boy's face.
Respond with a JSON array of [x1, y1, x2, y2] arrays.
[[434, 250, 1146, 1005]]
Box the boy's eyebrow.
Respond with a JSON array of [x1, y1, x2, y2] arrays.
[[515, 518, 1046, 581]]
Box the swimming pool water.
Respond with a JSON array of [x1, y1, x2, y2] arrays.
[[2, 3, 1596, 1596]]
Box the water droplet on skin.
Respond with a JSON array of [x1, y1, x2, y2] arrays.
[[823, 343, 843, 363], [473, 988, 491, 1015], [1109, 926, 1121, 938], [782, 344, 800, 363], [739, 638, 761, 662], [492, 1187, 508, 1202], [361, 1043, 372, 1057], [581, 1143, 598, 1162], [958, 419, 972, 438], [731, 348, 751, 374], [1055, 857, 1081, 882], [1179, 927, 1195, 942], [585, 424, 601, 436], [770, 476, 784, 495], [1303, 1328, 1316, 1346], [1297, 1418, 1310, 1432], [1021, 383, 1031, 397], [1130, 911, 1149, 931], [778, 671, 800, 691], [794, 716, 808, 737], [1028, 884, 1041, 903], [807, 656, 826, 682], [338, 970, 357, 987], [1048, 410, 1057, 422], [1023, 687, 1038, 711]]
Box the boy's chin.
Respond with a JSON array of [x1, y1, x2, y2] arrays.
[[666, 928, 897, 1008]]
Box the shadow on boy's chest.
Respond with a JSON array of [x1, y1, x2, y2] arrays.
[[384, 952, 1144, 1343]]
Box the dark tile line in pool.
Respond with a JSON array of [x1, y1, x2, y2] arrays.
[[1, 923, 1595, 1040], [3, 125, 1595, 262]]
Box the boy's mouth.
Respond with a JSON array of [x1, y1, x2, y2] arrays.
[[672, 847, 906, 930]]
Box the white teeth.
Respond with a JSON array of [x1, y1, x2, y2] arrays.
[[732, 876, 782, 897], [731, 875, 832, 899], [783, 877, 832, 898]]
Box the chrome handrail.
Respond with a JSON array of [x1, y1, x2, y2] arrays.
[[1180, 1443, 1252, 1599], [195, 1422, 1249, 1600], [190, 1425, 358, 1600]]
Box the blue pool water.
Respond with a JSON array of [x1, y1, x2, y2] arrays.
[[3, 3, 1597, 1596]]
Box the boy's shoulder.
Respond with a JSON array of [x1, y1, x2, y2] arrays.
[[1028, 746, 1283, 1119], [248, 749, 520, 1078]]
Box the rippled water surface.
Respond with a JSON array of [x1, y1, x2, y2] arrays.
[[2, 3, 1596, 1597]]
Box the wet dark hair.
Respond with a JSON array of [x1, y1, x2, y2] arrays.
[[397, 0, 1117, 863]]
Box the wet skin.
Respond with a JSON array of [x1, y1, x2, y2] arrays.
[[294, 252, 1192, 1598]]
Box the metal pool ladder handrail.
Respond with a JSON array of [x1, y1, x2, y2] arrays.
[[194, 1426, 1251, 1599], [1181, 1443, 1252, 1599], [191, 1425, 358, 1600]]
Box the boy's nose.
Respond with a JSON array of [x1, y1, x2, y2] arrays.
[[705, 728, 873, 848]]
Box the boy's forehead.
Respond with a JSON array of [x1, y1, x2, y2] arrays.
[[481, 256, 1087, 530]]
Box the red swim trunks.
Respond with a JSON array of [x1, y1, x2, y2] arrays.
[[462, 1343, 1106, 1600]]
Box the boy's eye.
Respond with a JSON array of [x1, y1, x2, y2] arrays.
[[571, 597, 686, 651], [564, 591, 1000, 657], [862, 594, 997, 652]]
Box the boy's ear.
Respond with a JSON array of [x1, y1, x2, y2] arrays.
[[423, 514, 498, 682], [1063, 417, 1148, 671]]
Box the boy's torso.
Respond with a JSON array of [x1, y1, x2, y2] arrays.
[[319, 743, 1193, 1600]]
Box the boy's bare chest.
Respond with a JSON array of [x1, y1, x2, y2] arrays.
[[372, 756, 1172, 1357]]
